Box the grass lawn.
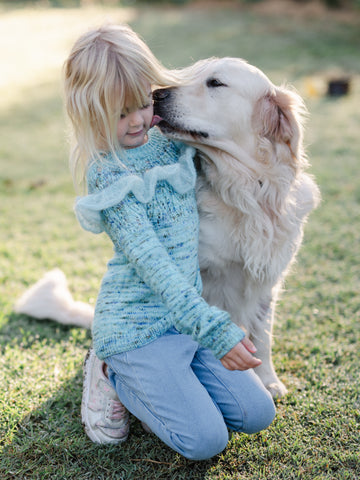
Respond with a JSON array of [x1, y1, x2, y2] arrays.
[[0, 1, 359, 478]]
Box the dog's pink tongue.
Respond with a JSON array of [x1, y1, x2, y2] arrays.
[[150, 115, 163, 128]]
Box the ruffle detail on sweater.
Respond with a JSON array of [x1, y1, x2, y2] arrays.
[[75, 145, 196, 234]]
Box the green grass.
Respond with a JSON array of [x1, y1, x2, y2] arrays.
[[1, 1, 360, 479]]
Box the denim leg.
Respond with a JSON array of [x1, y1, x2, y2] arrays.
[[191, 346, 276, 434], [105, 331, 229, 461]]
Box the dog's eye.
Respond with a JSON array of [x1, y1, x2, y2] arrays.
[[206, 78, 227, 88]]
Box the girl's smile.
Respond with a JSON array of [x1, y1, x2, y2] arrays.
[[117, 87, 154, 149]]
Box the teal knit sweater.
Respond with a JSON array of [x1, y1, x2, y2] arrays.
[[75, 128, 245, 360]]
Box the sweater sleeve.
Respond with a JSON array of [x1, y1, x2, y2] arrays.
[[101, 192, 245, 359]]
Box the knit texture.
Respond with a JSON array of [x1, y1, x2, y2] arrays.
[[75, 128, 245, 360]]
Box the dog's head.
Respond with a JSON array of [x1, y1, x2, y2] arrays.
[[153, 57, 307, 173]]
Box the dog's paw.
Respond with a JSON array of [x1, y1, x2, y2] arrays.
[[266, 381, 288, 399]]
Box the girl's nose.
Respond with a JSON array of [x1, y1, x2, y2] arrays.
[[128, 110, 143, 126]]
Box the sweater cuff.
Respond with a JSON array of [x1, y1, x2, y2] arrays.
[[206, 321, 246, 360]]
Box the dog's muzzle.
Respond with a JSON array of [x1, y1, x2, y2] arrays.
[[153, 87, 175, 116], [153, 88, 209, 139]]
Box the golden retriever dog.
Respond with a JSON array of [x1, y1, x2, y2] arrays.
[[15, 58, 319, 398], [152, 58, 320, 397]]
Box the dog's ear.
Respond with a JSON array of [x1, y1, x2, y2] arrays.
[[252, 87, 307, 169], [254, 88, 304, 143]]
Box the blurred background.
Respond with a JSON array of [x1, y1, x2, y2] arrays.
[[1, 0, 359, 182]]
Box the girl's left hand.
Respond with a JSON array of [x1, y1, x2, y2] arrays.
[[220, 337, 262, 371]]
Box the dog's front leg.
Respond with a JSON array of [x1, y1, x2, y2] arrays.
[[251, 300, 287, 399]]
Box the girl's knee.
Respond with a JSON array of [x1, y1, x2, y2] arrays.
[[174, 419, 229, 461], [242, 390, 276, 434], [183, 431, 229, 461]]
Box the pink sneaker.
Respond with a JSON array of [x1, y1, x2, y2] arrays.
[[81, 348, 129, 444]]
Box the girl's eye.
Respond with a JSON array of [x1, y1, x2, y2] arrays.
[[120, 113, 126, 119], [141, 103, 151, 110]]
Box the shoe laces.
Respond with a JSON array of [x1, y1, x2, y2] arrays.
[[108, 400, 127, 421]]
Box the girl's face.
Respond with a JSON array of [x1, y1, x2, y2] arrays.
[[117, 88, 154, 149]]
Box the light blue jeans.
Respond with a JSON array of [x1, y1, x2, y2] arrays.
[[105, 328, 275, 461]]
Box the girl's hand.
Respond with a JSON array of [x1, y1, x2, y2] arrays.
[[220, 337, 262, 371]]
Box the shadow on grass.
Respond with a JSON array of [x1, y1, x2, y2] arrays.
[[0, 315, 217, 480]]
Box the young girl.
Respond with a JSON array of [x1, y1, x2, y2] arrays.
[[64, 24, 275, 461]]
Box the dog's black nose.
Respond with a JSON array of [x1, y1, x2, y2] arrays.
[[153, 88, 171, 101]]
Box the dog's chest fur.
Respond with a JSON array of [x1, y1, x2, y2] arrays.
[[196, 174, 243, 268], [195, 156, 304, 280], [194, 153, 317, 333]]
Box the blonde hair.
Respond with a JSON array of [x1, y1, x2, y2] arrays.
[[64, 24, 177, 190]]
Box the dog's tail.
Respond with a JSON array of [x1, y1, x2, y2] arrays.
[[14, 269, 93, 329]]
